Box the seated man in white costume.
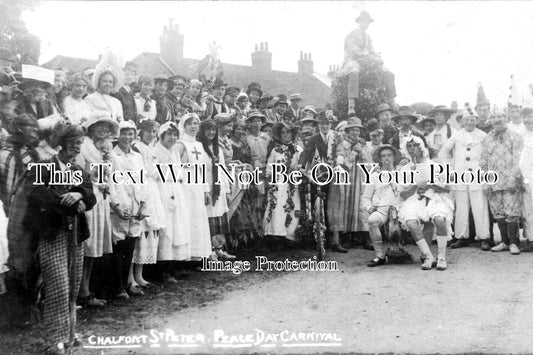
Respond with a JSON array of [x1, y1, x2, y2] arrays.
[[397, 136, 454, 271]]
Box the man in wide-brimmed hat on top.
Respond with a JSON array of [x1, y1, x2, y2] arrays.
[[339, 11, 396, 115]]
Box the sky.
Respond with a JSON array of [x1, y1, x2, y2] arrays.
[[22, 1, 533, 107]]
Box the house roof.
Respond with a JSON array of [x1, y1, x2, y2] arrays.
[[41, 55, 98, 72], [42, 52, 332, 108]]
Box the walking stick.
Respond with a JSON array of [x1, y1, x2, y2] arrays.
[[68, 215, 78, 355]]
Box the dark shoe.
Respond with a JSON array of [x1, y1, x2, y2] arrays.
[[480, 240, 491, 251], [450, 239, 469, 249], [331, 243, 348, 253], [367, 257, 386, 267], [521, 242, 533, 253]]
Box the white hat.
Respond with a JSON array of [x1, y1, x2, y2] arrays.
[[461, 103, 478, 120], [118, 120, 137, 134], [82, 110, 119, 135], [158, 121, 179, 137], [21, 65, 55, 86], [92, 48, 124, 93]]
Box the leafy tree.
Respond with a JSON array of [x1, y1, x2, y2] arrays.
[[331, 58, 393, 124], [0, 0, 41, 68]]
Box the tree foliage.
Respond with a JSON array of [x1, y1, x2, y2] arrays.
[[0, 0, 41, 68], [331, 58, 393, 124]]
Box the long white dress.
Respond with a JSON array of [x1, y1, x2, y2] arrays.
[[76, 137, 113, 257], [132, 140, 166, 264], [178, 133, 212, 258], [154, 142, 190, 261], [63, 95, 91, 124], [205, 146, 230, 219], [263, 144, 302, 240]]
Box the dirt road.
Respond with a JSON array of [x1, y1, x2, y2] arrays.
[[2, 244, 533, 354]]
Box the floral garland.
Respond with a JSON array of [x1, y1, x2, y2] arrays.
[[265, 144, 297, 228]]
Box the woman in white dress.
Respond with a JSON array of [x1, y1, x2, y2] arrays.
[[77, 110, 118, 307], [85, 64, 124, 122], [263, 122, 302, 241], [63, 73, 92, 124], [176, 113, 213, 259], [155, 122, 189, 282], [131, 119, 165, 287], [197, 118, 235, 259]]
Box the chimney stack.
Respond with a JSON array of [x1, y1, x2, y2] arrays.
[[159, 18, 184, 71], [298, 51, 314, 75], [251, 42, 272, 72]]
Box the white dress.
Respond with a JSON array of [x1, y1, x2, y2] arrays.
[[154, 142, 190, 261], [132, 140, 166, 264], [135, 96, 157, 121], [63, 95, 91, 124], [263, 144, 302, 240], [85, 91, 124, 122], [76, 137, 113, 257], [178, 134, 212, 258]]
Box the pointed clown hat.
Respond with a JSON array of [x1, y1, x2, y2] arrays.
[[476, 82, 490, 109]]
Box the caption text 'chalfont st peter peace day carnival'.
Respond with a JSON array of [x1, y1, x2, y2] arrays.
[[27, 162, 499, 187]]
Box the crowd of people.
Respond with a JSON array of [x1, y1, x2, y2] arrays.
[[0, 45, 532, 354]]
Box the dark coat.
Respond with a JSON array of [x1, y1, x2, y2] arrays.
[[14, 98, 55, 119], [24, 156, 96, 243], [299, 133, 329, 168], [113, 87, 138, 124]]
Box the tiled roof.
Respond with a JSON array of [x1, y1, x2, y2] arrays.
[[42, 52, 332, 108]]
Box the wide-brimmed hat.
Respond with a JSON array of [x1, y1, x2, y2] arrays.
[[303, 105, 317, 115], [356, 11, 374, 24], [92, 49, 125, 93], [18, 65, 54, 91], [246, 110, 266, 124], [375, 103, 394, 116], [373, 144, 401, 165], [344, 117, 364, 130], [82, 110, 119, 135], [396, 106, 418, 124], [258, 92, 273, 103], [419, 116, 436, 126], [300, 116, 318, 125], [214, 112, 234, 125], [428, 105, 455, 118], [272, 122, 298, 142], [246, 82, 262, 97]]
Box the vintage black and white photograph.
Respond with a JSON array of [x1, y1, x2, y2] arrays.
[[0, 0, 532, 354]]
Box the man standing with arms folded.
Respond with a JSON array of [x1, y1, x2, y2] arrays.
[[439, 108, 490, 250]]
